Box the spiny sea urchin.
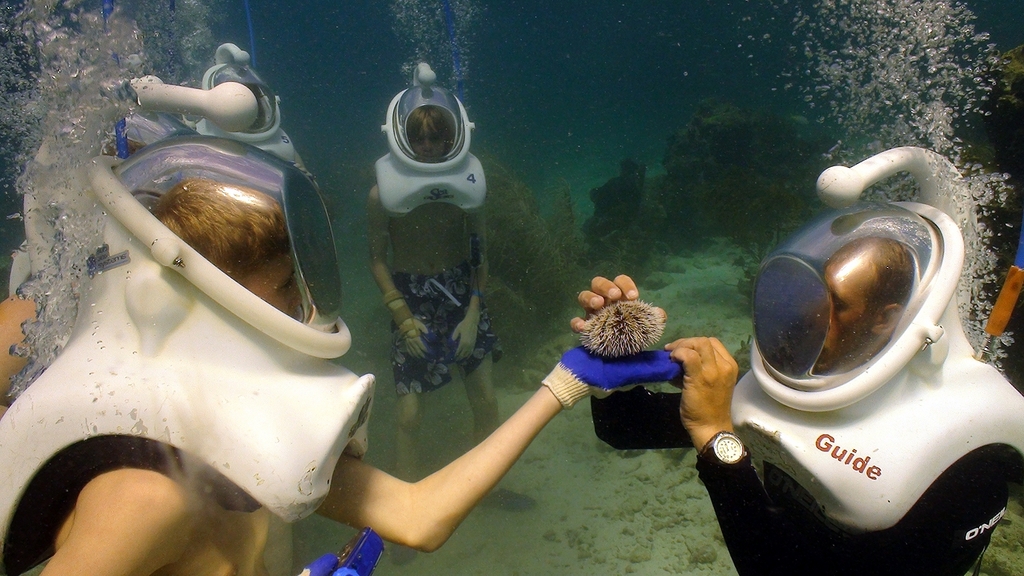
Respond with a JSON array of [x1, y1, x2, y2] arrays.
[[579, 300, 665, 358]]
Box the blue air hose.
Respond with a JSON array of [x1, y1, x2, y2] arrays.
[[441, 0, 464, 101], [102, 0, 114, 29], [1015, 209, 1024, 270], [114, 118, 130, 159], [244, 0, 258, 67]]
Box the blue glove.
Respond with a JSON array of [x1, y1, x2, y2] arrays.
[[298, 553, 340, 576], [299, 528, 384, 576], [543, 347, 682, 408]]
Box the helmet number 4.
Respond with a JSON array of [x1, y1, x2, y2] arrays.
[[467, 173, 476, 184]]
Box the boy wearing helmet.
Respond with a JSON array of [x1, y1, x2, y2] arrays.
[[368, 66, 508, 488]]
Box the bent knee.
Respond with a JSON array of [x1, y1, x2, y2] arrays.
[[397, 407, 422, 432]]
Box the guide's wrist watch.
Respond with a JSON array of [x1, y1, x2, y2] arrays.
[[701, 431, 746, 465]]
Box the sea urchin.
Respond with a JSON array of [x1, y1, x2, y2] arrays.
[[579, 300, 665, 358]]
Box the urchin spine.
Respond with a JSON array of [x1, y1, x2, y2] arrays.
[[580, 300, 665, 358]]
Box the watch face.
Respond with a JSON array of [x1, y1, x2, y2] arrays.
[[713, 434, 745, 464]]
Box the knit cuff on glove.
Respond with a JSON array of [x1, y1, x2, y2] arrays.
[[542, 363, 591, 409]]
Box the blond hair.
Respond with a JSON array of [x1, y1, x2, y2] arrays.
[[152, 179, 290, 281]]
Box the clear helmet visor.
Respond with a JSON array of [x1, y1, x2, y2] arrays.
[[753, 256, 831, 377], [753, 203, 932, 389], [208, 65, 278, 134], [394, 86, 466, 163], [115, 136, 342, 327]]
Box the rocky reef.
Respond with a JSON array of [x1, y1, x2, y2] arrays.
[[582, 159, 647, 257], [655, 100, 831, 300]]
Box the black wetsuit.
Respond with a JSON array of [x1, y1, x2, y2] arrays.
[[591, 389, 1021, 576]]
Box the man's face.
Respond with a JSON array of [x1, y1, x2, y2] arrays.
[[815, 257, 877, 374]]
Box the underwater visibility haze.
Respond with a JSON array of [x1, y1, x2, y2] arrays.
[[1, 0, 1024, 574]]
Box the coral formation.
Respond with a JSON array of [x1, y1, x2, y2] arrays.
[[656, 100, 828, 302], [579, 300, 665, 358], [658, 100, 825, 248], [583, 159, 647, 256]]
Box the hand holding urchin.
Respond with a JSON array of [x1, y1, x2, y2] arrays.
[[579, 300, 666, 358]]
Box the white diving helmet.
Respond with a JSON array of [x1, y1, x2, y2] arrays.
[[732, 147, 1024, 533], [0, 137, 373, 574], [375, 62, 486, 215], [194, 43, 297, 162]]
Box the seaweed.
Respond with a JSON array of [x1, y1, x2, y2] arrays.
[[481, 158, 587, 361]]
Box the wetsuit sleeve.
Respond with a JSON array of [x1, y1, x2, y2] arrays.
[[590, 387, 692, 449]]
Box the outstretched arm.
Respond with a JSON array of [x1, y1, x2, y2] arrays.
[[317, 387, 563, 551]]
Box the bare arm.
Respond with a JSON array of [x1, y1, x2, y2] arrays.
[[367, 186, 427, 356], [367, 186, 397, 298], [1, 296, 36, 410], [41, 469, 197, 576], [317, 387, 563, 551], [468, 211, 487, 297]]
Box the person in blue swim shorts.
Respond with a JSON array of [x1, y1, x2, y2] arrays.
[[368, 64, 510, 487]]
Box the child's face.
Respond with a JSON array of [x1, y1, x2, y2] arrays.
[[410, 132, 448, 161], [238, 254, 303, 320]]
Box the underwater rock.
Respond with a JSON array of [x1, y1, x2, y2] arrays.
[[656, 99, 826, 251], [688, 542, 718, 565], [583, 158, 646, 247]]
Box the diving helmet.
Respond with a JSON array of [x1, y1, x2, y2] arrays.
[[732, 146, 1024, 533], [109, 135, 346, 348], [375, 63, 486, 215], [195, 43, 296, 162], [385, 62, 472, 167], [0, 137, 373, 574], [753, 203, 937, 397]]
